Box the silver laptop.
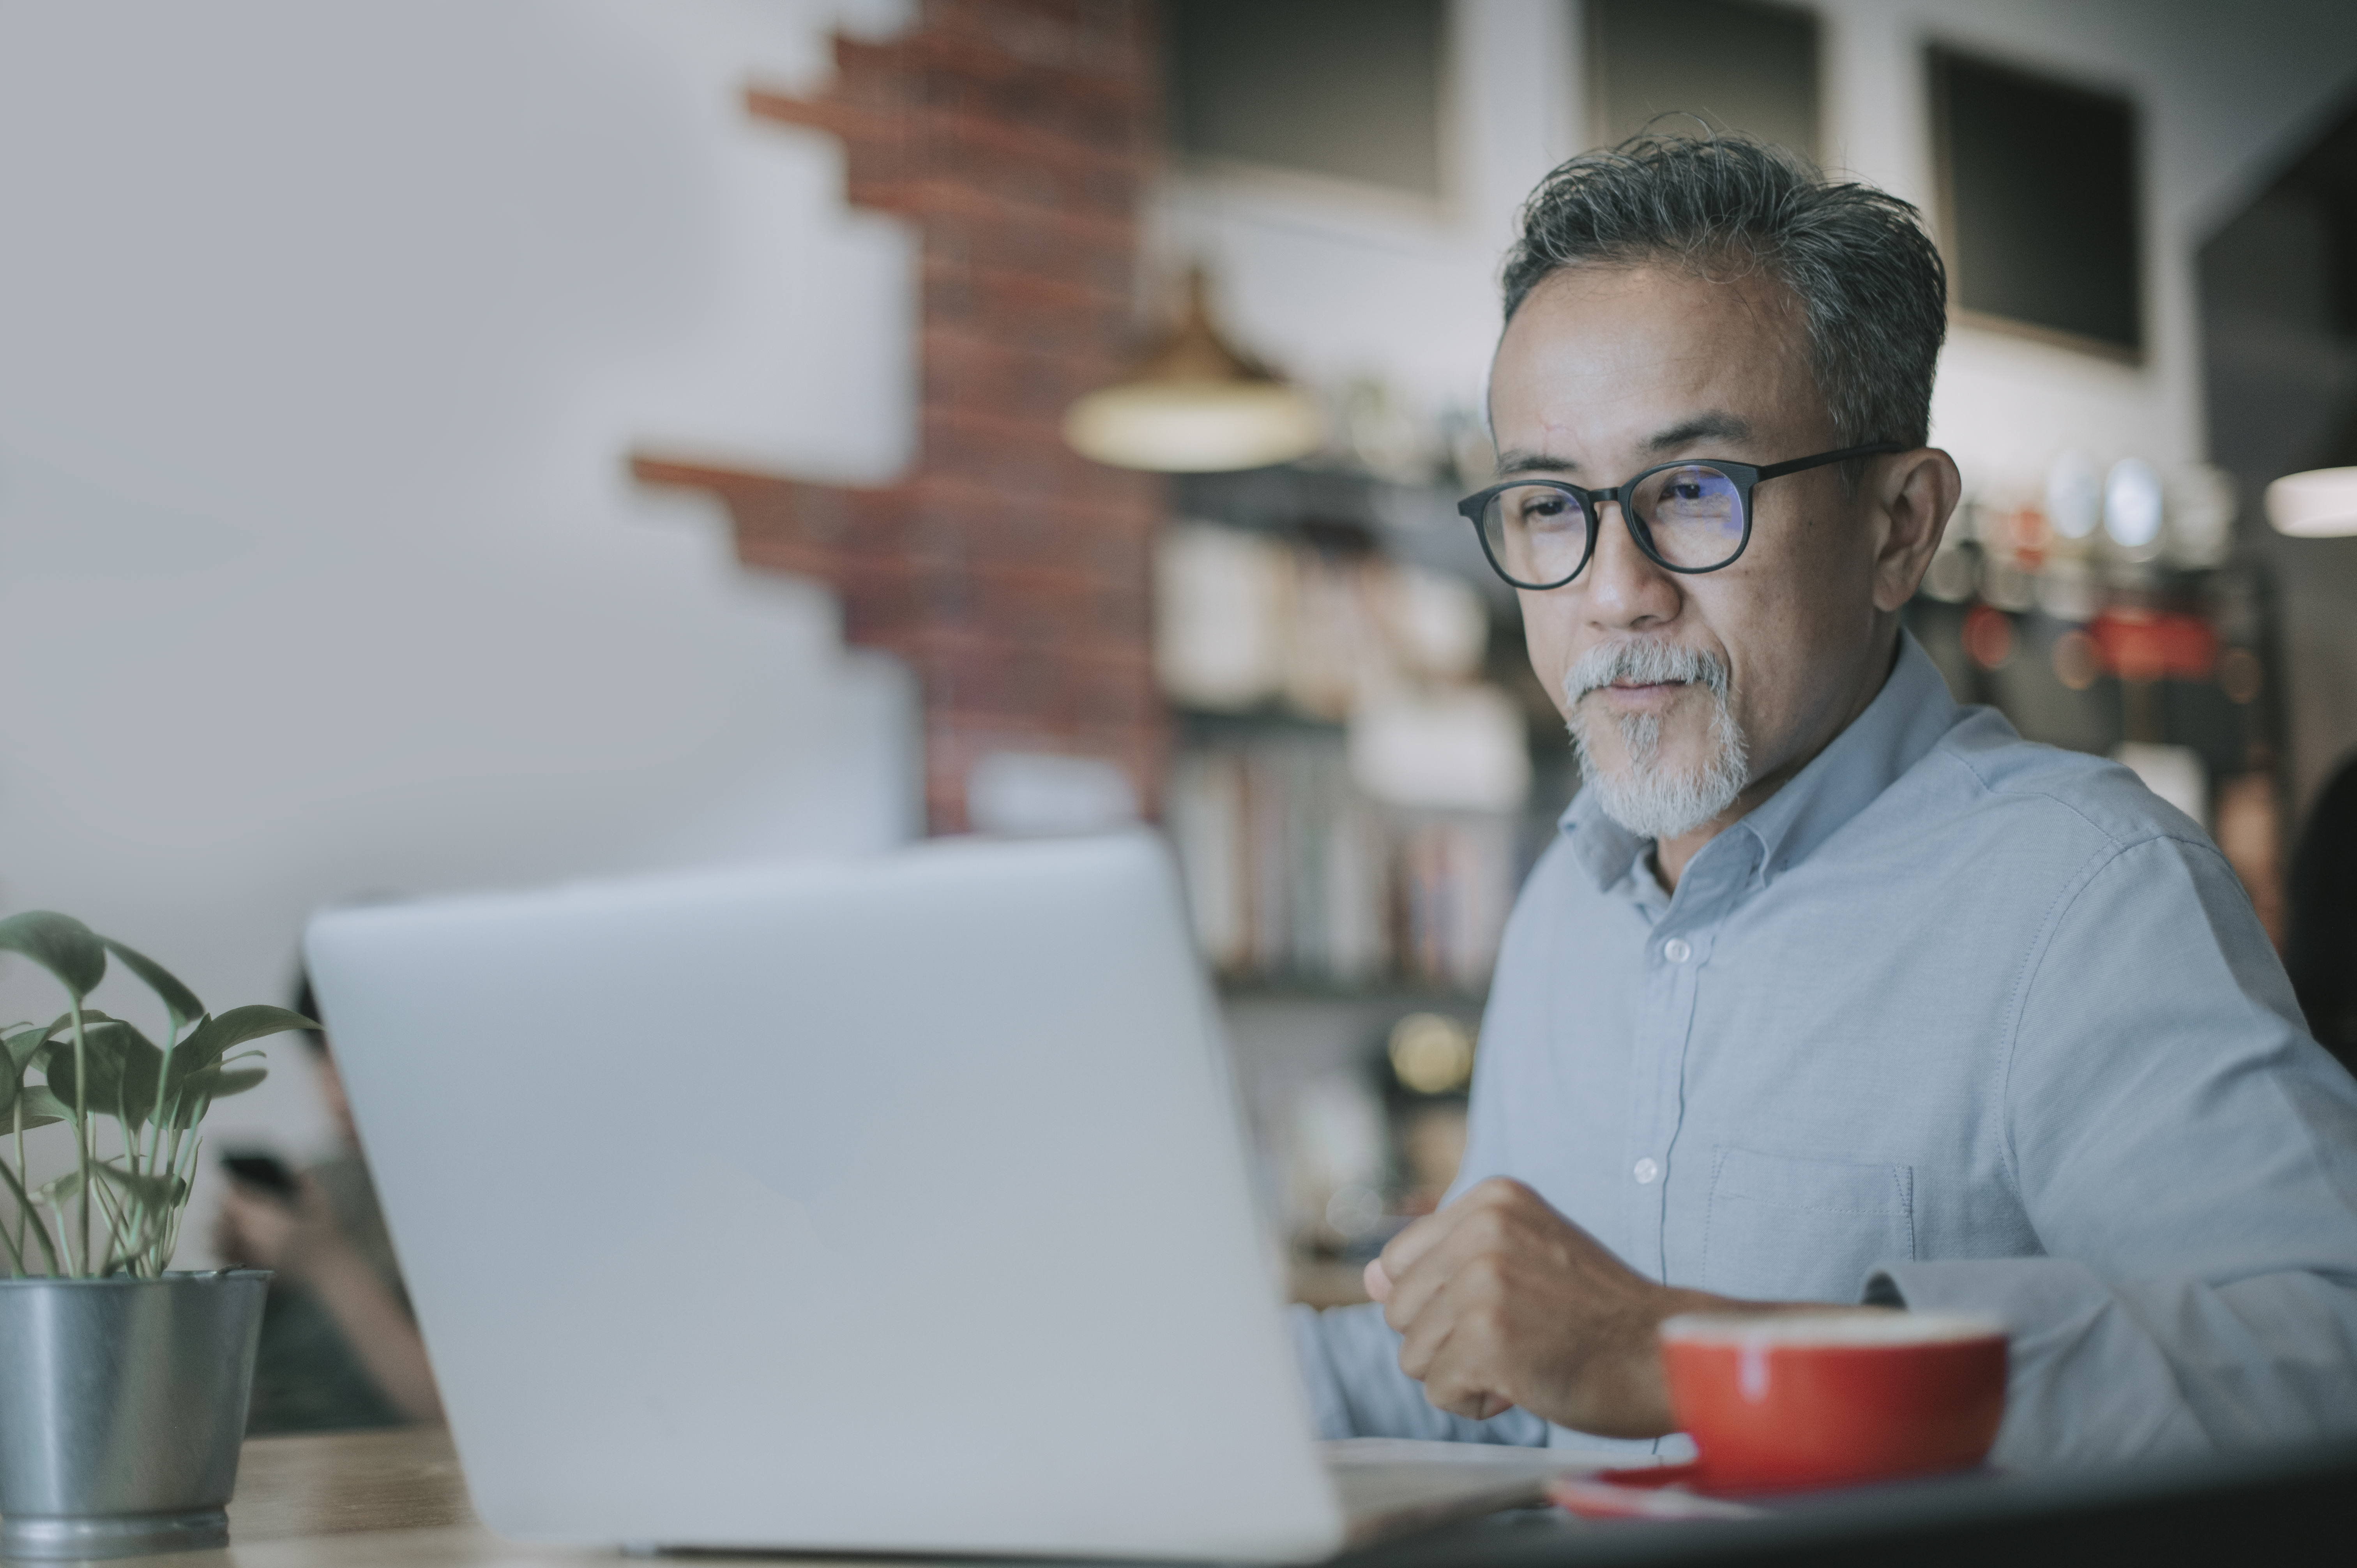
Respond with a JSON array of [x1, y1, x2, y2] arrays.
[[304, 833, 1610, 1561]]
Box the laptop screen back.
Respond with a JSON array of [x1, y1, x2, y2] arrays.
[[305, 834, 1342, 1560]]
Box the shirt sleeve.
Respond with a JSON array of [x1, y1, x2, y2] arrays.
[[1868, 833, 2357, 1468], [1288, 1301, 1551, 1445]]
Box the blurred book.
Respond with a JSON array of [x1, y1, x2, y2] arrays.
[[1167, 733, 1514, 991]]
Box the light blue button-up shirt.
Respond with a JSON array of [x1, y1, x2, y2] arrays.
[[1293, 631, 2357, 1467]]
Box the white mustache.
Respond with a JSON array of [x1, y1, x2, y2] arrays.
[[1563, 641, 1731, 708]]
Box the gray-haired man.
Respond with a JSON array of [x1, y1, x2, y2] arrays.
[[1290, 135, 2357, 1467]]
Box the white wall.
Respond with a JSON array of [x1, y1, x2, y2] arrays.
[[1153, 0, 2357, 501], [0, 0, 922, 1235]]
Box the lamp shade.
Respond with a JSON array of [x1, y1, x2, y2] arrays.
[[1064, 270, 1325, 473], [2265, 467, 2357, 537]]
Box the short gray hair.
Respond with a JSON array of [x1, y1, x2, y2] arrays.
[[1501, 131, 1947, 451]]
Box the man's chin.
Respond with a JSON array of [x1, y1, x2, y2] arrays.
[[1586, 764, 1732, 842], [1571, 709, 1712, 772]]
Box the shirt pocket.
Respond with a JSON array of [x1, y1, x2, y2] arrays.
[[1699, 1146, 1916, 1303]]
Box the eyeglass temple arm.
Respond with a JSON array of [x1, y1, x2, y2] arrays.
[[1754, 442, 1907, 481]]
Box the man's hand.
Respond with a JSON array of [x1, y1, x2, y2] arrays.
[[1362, 1177, 1731, 1437], [214, 1174, 339, 1278]]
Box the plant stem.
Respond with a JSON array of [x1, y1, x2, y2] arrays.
[[148, 1019, 174, 1177], [67, 998, 91, 1276], [0, 1158, 34, 1277], [11, 1102, 26, 1274], [164, 1132, 202, 1270], [48, 1195, 76, 1277], [88, 1176, 127, 1276]]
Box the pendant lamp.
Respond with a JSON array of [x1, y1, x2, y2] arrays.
[[1064, 268, 1325, 473], [2265, 467, 2357, 537]]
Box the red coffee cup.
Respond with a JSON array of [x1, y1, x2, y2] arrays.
[[1657, 1310, 2008, 1494]]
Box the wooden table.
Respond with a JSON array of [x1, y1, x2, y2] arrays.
[[129, 1425, 1568, 1568], [118, 1421, 2357, 1568], [122, 1428, 1555, 1567], [117, 1426, 650, 1568]]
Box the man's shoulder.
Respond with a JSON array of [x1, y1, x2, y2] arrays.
[[1900, 707, 2212, 862]]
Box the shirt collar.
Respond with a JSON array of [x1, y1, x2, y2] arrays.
[[1561, 629, 1965, 891]]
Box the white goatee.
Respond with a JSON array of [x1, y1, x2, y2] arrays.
[[1563, 640, 1750, 842]]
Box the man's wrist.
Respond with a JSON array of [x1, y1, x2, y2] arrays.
[[1608, 1287, 1808, 1435]]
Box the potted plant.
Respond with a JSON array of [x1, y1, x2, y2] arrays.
[[0, 910, 312, 1560]]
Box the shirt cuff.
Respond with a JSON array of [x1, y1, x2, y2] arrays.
[[1286, 1303, 1355, 1440]]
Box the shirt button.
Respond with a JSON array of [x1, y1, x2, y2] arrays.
[[1663, 938, 1692, 964], [1633, 1157, 1661, 1185]]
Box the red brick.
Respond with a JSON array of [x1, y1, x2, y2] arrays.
[[643, 0, 1166, 833]]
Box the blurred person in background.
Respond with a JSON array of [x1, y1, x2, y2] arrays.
[[216, 978, 442, 1432], [2288, 754, 2357, 1071]]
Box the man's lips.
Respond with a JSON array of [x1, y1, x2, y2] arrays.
[[1586, 678, 1694, 712]]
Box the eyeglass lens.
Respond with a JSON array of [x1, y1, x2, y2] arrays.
[[1480, 464, 1747, 584]]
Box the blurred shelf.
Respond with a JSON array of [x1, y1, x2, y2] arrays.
[[1174, 462, 1513, 610], [1172, 704, 1347, 737], [1216, 978, 1484, 1006]]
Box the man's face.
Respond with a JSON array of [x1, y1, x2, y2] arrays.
[[1488, 263, 1896, 840]]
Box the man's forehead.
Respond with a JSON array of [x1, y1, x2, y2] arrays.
[[1493, 412, 1758, 477], [1485, 265, 1814, 467]]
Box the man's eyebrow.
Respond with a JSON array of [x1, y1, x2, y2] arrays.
[[1493, 449, 1580, 476], [1645, 412, 1753, 452], [1491, 414, 1756, 478]]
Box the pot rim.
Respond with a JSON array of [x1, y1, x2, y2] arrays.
[[0, 1269, 272, 1289]]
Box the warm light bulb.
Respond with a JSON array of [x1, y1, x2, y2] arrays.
[[1062, 380, 1325, 473]]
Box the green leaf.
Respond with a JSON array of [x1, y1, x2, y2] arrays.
[[106, 1164, 187, 1209], [41, 1019, 166, 1128], [39, 1162, 186, 1211], [4, 1023, 61, 1074], [98, 939, 204, 1031], [164, 1063, 269, 1125], [5, 1085, 68, 1133], [202, 1065, 267, 1100], [17, 1011, 120, 1077], [174, 1005, 318, 1073], [0, 912, 107, 1001]]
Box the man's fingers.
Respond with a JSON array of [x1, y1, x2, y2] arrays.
[[1380, 1199, 1522, 1333], [1378, 1179, 1545, 1325], [1363, 1257, 1392, 1303], [1413, 1321, 1518, 1423], [1375, 1205, 1455, 1296]]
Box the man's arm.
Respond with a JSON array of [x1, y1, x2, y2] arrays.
[[1873, 833, 2357, 1467], [1361, 1178, 1842, 1436], [216, 1178, 444, 1423], [1289, 1301, 1551, 1444]]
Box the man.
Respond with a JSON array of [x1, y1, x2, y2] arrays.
[[1290, 134, 2357, 1467], [217, 983, 442, 1432]]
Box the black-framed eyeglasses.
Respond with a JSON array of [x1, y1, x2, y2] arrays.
[[1456, 443, 1904, 589]]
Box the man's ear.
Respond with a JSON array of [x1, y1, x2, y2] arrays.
[[1870, 449, 1963, 613]]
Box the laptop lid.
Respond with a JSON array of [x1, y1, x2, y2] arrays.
[[304, 833, 1344, 1561]]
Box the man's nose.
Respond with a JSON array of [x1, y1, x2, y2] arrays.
[[1582, 500, 1682, 629]]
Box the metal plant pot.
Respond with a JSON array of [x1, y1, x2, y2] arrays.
[[0, 1270, 270, 1559]]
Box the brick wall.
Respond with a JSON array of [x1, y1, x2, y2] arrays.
[[633, 0, 1167, 833]]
